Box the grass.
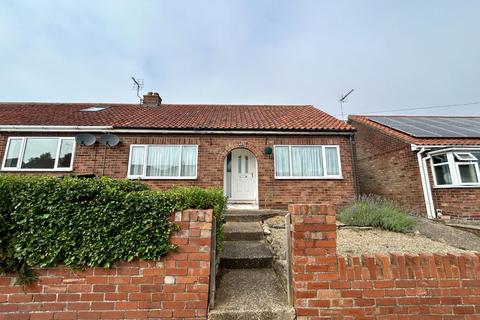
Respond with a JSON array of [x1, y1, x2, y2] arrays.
[[339, 195, 416, 233]]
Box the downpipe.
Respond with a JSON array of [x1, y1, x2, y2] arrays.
[[416, 147, 436, 219]]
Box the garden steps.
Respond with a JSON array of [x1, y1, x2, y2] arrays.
[[209, 213, 294, 319], [224, 221, 264, 241], [208, 268, 295, 320], [220, 241, 273, 268], [224, 209, 287, 222]]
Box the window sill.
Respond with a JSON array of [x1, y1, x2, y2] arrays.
[[1, 168, 73, 172], [275, 176, 344, 180], [128, 176, 198, 180], [433, 184, 480, 189]]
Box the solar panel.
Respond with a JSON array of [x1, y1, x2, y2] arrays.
[[367, 116, 480, 138]]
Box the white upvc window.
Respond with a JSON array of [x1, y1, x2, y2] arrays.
[[127, 144, 198, 179], [453, 152, 477, 161], [431, 151, 480, 187], [1, 137, 75, 171], [274, 145, 342, 179]]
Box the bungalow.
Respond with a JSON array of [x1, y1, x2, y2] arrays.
[[0, 92, 356, 209], [350, 115, 480, 220]]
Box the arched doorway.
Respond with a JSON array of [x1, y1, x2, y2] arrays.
[[224, 148, 258, 209]]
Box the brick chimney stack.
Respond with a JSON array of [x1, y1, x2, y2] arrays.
[[142, 92, 162, 107]]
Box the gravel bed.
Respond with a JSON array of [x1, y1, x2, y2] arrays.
[[336, 228, 472, 256], [263, 216, 477, 258]]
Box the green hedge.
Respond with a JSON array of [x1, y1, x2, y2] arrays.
[[0, 175, 225, 284]]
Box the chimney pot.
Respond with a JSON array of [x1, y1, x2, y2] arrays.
[[143, 92, 162, 106]]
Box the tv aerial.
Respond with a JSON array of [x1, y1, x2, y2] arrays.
[[75, 133, 96, 146], [100, 134, 120, 147], [339, 89, 355, 122], [131, 76, 144, 103]]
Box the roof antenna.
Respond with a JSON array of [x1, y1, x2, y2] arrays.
[[131, 77, 144, 103], [339, 89, 355, 122]]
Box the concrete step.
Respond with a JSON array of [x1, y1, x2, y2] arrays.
[[220, 241, 274, 268], [224, 209, 286, 222], [224, 222, 264, 241], [208, 268, 295, 320]]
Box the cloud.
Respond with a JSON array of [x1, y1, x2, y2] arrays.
[[0, 0, 479, 116]]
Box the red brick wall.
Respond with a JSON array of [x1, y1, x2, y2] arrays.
[[289, 204, 480, 319], [350, 120, 426, 215], [351, 120, 480, 219], [0, 132, 355, 210], [0, 209, 213, 320], [432, 188, 480, 219]]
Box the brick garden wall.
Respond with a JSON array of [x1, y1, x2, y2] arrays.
[[289, 204, 480, 319], [0, 132, 355, 210], [0, 209, 213, 320]]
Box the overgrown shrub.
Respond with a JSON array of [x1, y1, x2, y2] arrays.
[[0, 175, 225, 284], [339, 195, 416, 233], [162, 187, 226, 250]]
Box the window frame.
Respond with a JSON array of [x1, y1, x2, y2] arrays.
[[430, 151, 480, 188], [127, 144, 198, 180], [431, 154, 452, 186], [273, 145, 342, 180], [456, 162, 480, 184], [1, 137, 76, 172], [453, 152, 477, 161]]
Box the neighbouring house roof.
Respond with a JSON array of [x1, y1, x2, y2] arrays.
[[0, 102, 354, 132], [350, 115, 480, 146]]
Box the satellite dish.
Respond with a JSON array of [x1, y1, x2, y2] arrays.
[[100, 134, 120, 147], [75, 133, 96, 146]]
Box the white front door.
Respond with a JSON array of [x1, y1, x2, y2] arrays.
[[231, 149, 256, 201]]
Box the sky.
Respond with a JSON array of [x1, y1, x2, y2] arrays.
[[0, 0, 479, 118]]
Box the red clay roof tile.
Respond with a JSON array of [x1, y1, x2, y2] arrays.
[[0, 103, 353, 132]]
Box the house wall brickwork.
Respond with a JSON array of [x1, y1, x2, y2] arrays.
[[351, 119, 480, 219], [349, 120, 426, 215], [289, 204, 480, 319], [0, 132, 355, 210], [0, 209, 213, 320], [432, 188, 480, 219]]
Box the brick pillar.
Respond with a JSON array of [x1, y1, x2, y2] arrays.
[[289, 204, 338, 319]]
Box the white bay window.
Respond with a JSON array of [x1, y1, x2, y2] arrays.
[[431, 151, 480, 187], [2, 137, 75, 171], [128, 144, 198, 179], [274, 145, 342, 179]]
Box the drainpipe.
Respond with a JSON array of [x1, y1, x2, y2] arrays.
[[349, 134, 360, 196], [416, 147, 436, 219]]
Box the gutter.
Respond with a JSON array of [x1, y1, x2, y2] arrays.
[[428, 146, 480, 155], [413, 145, 436, 219], [0, 125, 355, 136], [0, 125, 112, 132]]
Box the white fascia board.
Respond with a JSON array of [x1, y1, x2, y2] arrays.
[[411, 144, 480, 151], [411, 144, 439, 151], [111, 129, 354, 135], [0, 126, 354, 136], [0, 125, 112, 132], [428, 147, 480, 155]]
